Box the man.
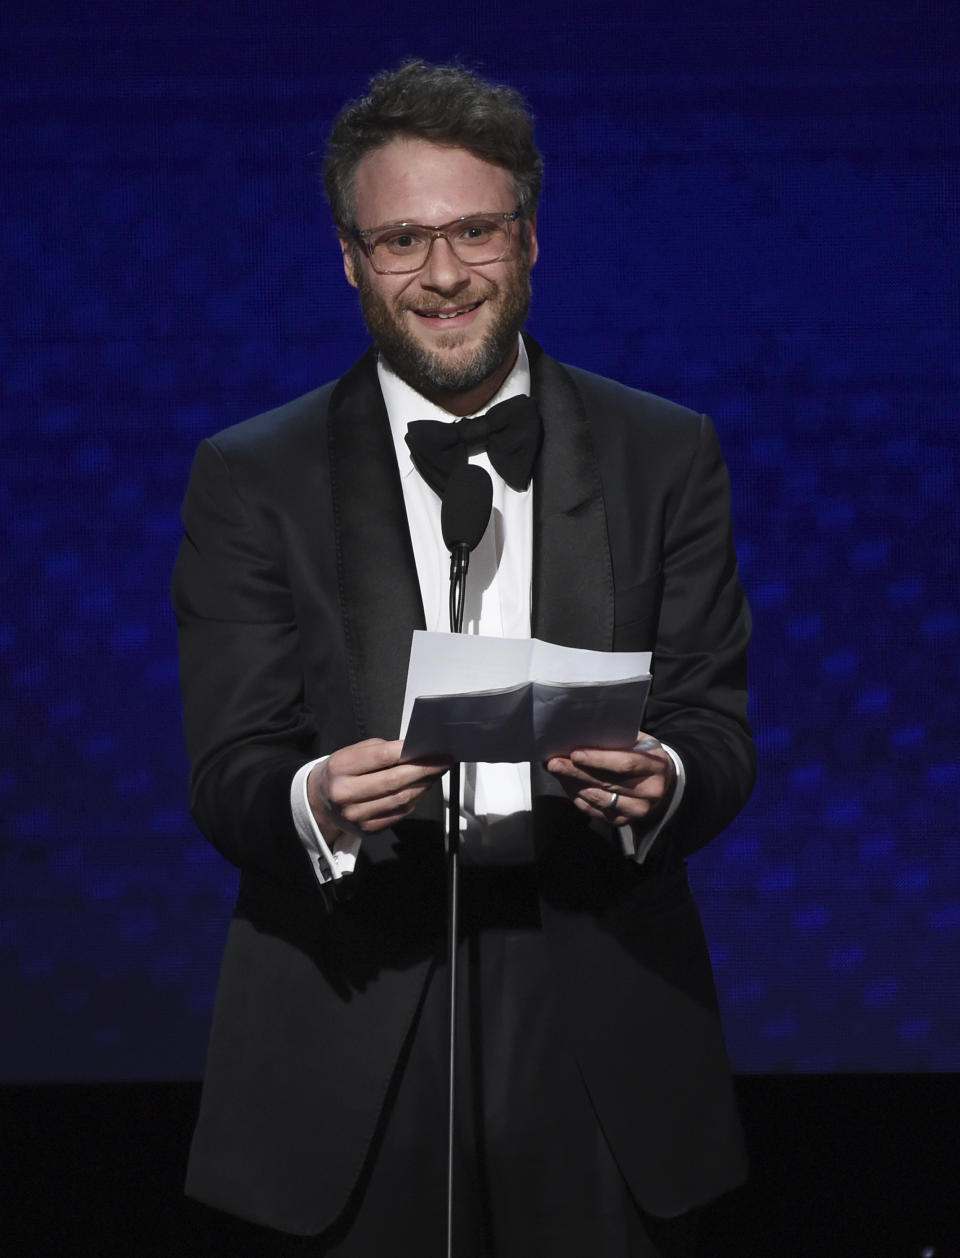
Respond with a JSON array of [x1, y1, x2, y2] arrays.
[[173, 61, 754, 1257]]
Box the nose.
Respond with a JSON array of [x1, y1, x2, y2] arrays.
[[418, 233, 472, 294]]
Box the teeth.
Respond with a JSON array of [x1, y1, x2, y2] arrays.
[[423, 302, 479, 319]]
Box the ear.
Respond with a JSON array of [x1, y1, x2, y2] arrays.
[[339, 234, 359, 289], [524, 213, 539, 268]]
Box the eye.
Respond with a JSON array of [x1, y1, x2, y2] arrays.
[[378, 228, 428, 254], [456, 219, 498, 245]]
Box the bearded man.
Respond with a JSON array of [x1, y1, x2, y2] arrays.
[[173, 60, 754, 1258]]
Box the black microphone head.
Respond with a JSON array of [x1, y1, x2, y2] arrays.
[[441, 463, 493, 552]]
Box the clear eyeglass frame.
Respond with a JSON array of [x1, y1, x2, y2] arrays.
[[351, 209, 522, 274]]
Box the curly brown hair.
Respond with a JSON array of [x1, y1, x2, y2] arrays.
[[323, 60, 543, 230]]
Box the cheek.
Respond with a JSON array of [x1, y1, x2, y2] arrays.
[[372, 274, 415, 306], [356, 268, 400, 308]]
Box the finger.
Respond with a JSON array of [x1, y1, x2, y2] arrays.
[[570, 746, 669, 775], [582, 786, 625, 812], [327, 738, 404, 778], [546, 757, 659, 794], [331, 738, 449, 779], [554, 762, 669, 813], [573, 794, 643, 826], [339, 780, 434, 829], [545, 754, 619, 782], [577, 789, 653, 826], [547, 749, 658, 783], [328, 760, 446, 809]]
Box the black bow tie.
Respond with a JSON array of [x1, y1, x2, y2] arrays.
[[405, 395, 542, 495]]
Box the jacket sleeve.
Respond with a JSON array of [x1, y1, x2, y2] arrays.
[[171, 436, 324, 894], [642, 412, 755, 856]]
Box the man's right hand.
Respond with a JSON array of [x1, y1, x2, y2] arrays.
[[307, 739, 449, 845]]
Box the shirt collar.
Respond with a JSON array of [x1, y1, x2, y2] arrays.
[[378, 336, 532, 481]]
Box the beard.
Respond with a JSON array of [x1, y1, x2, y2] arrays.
[[353, 255, 532, 403]]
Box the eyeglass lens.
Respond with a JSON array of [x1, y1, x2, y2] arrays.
[[368, 215, 513, 272]]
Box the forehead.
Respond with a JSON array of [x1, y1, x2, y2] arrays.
[[351, 137, 515, 227]]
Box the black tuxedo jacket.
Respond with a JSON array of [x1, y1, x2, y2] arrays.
[[173, 337, 755, 1236]]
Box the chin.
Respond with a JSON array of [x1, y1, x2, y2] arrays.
[[356, 263, 531, 403], [402, 339, 510, 398]]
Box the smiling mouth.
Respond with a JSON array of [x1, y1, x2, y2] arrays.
[[414, 300, 483, 320]]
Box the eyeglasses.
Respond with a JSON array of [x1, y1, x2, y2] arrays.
[[351, 209, 522, 274]]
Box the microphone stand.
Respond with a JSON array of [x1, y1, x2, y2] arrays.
[[445, 540, 469, 1258], [437, 461, 491, 1258]]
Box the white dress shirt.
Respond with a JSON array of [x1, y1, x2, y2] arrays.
[[291, 339, 684, 885]]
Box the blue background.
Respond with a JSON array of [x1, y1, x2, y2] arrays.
[[2, 0, 958, 1080]]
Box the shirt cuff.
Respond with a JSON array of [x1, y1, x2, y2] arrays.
[[290, 758, 362, 887], [618, 742, 686, 865]]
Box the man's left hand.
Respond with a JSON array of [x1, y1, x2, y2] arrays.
[[545, 733, 676, 830]]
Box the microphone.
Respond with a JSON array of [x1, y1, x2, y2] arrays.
[[441, 462, 492, 636], [441, 462, 493, 553]]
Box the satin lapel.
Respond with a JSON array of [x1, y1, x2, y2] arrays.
[[528, 337, 614, 653], [528, 338, 615, 813], [327, 350, 426, 742]]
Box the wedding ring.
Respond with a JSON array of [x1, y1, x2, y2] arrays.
[[604, 790, 619, 814]]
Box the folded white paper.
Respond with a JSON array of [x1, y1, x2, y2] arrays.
[[400, 631, 651, 763]]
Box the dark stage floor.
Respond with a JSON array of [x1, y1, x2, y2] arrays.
[[3, 1075, 958, 1256]]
